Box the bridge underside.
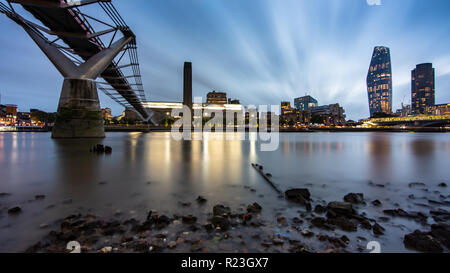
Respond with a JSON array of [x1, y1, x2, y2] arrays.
[[1, 0, 150, 138]]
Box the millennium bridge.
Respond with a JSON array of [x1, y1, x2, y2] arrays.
[[0, 0, 150, 138]]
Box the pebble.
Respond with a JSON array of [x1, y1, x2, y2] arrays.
[[101, 246, 113, 253], [8, 207, 22, 214]]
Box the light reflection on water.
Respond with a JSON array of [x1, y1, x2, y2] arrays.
[[0, 132, 449, 252]]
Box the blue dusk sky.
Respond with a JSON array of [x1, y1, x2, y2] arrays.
[[0, 0, 450, 120]]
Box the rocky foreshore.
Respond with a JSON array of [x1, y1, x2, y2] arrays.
[[22, 183, 450, 254]]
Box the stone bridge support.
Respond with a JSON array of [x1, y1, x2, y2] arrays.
[[10, 12, 132, 138]]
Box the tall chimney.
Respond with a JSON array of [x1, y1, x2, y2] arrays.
[[183, 62, 193, 112]]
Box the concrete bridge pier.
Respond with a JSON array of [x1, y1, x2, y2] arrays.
[[4, 14, 134, 138], [52, 79, 104, 138]]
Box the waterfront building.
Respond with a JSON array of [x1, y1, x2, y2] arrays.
[[206, 91, 227, 104], [259, 111, 279, 127], [395, 104, 411, 117], [120, 108, 141, 122], [0, 108, 5, 125], [102, 108, 112, 121], [281, 101, 294, 116], [5, 104, 18, 124], [143, 101, 243, 125], [281, 109, 311, 126], [310, 103, 346, 126], [367, 46, 393, 117], [17, 112, 32, 126], [412, 63, 435, 115], [425, 103, 450, 116], [294, 95, 318, 111]]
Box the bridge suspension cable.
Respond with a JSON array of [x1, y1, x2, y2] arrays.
[[0, 0, 150, 120]]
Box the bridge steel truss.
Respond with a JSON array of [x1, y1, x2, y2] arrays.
[[0, 0, 150, 121]]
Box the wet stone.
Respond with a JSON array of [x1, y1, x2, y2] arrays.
[[383, 209, 427, 223], [371, 200, 382, 207], [368, 181, 385, 188], [360, 219, 372, 230], [213, 205, 231, 217], [178, 202, 191, 207], [409, 182, 426, 188], [247, 202, 262, 213], [430, 223, 450, 249], [301, 230, 314, 238], [314, 205, 326, 214], [373, 223, 385, 236], [327, 202, 355, 217], [285, 189, 311, 205], [62, 199, 73, 205], [277, 217, 287, 226], [404, 230, 443, 253], [272, 238, 284, 246], [328, 217, 358, 232], [190, 241, 203, 252], [211, 216, 230, 230], [430, 209, 450, 223], [35, 195, 46, 200], [8, 206, 22, 214], [196, 196, 207, 204], [182, 215, 197, 225], [344, 193, 364, 204]]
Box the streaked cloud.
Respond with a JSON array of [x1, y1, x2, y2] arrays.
[[0, 0, 449, 119]]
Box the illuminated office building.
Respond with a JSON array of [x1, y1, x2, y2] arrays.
[[367, 46, 393, 117], [411, 63, 435, 115]]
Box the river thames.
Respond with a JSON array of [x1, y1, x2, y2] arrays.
[[0, 132, 449, 252]]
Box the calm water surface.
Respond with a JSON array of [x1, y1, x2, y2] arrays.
[[0, 132, 449, 252]]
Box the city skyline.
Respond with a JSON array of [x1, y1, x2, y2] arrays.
[[1, 0, 450, 120]]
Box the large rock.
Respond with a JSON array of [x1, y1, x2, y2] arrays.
[[343, 193, 364, 204], [247, 202, 262, 213], [311, 217, 334, 231], [327, 216, 358, 232], [211, 216, 230, 230], [327, 202, 355, 217], [430, 209, 450, 223], [373, 223, 385, 236], [430, 223, 450, 248], [182, 215, 197, 225], [285, 189, 311, 203], [404, 230, 443, 253], [8, 206, 22, 214], [285, 189, 312, 211], [383, 209, 427, 223], [213, 205, 231, 217]]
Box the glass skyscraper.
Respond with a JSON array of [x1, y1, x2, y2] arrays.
[[367, 46, 393, 117], [294, 95, 318, 111], [411, 63, 435, 115]]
